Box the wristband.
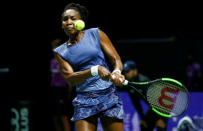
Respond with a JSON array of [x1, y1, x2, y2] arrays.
[[112, 69, 121, 74], [91, 65, 99, 76]]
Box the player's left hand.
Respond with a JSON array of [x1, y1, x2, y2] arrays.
[[110, 72, 125, 86]]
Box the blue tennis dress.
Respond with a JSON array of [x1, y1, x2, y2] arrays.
[[54, 28, 124, 121]]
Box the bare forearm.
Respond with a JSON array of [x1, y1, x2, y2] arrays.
[[62, 69, 92, 87], [111, 56, 123, 72], [98, 29, 123, 72]]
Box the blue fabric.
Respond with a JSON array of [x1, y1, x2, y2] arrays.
[[71, 86, 125, 121], [53, 28, 112, 92]]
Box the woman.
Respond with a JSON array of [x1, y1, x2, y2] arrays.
[[54, 3, 125, 131]]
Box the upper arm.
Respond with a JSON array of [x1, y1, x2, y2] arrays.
[[98, 29, 121, 61], [54, 53, 74, 76]]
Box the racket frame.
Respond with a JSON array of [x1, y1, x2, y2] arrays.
[[126, 78, 190, 118]]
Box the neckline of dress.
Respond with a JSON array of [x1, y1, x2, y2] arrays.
[[66, 30, 87, 47]]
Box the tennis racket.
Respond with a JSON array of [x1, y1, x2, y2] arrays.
[[121, 78, 189, 118]]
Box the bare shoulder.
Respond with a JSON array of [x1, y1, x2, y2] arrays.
[[98, 28, 105, 36], [98, 29, 110, 41]]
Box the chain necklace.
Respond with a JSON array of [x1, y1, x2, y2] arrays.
[[66, 31, 84, 46]]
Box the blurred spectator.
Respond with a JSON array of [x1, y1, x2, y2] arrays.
[[186, 49, 202, 91], [177, 116, 203, 131], [50, 39, 75, 131], [141, 108, 168, 131], [122, 60, 168, 131], [122, 60, 149, 120]]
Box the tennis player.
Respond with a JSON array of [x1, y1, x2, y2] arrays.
[[54, 3, 125, 131]]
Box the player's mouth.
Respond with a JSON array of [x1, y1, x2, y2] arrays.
[[66, 25, 74, 31], [66, 27, 73, 31]]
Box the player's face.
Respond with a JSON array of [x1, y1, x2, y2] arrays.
[[62, 9, 81, 35]]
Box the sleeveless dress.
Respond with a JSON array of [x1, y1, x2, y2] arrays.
[[54, 28, 124, 121]]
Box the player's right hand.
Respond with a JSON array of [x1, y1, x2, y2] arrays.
[[110, 73, 125, 86], [98, 66, 111, 81]]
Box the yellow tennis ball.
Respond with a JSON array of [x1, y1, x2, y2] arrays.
[[74, 20, 85, 30]]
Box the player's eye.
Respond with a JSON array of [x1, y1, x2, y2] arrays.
[[63, 16, 68, 21], [71, 17, 76, 20]]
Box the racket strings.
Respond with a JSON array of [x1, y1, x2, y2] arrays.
[[158, 81, 189, 113], [147, 84, 174, 114], [147, 81, 188, 116], [155, 82, 187, 113]]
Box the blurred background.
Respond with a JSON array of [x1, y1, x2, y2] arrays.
[[1, 0, 203, 131]]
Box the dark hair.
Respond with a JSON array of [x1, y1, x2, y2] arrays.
[[123, 60, 137, 73], [62, 3, 89, 23]]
